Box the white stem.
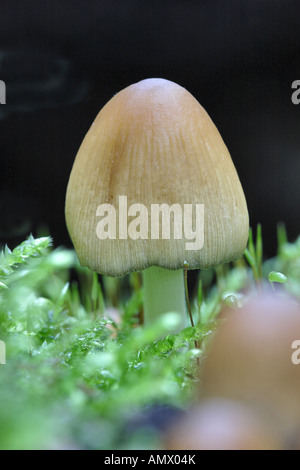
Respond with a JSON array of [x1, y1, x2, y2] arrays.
[[142, 266, 187, 332]]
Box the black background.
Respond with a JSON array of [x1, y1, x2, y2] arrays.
[[0, 0, 300, 258]]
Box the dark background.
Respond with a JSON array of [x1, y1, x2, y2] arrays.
[[0, 0, 300, 258]]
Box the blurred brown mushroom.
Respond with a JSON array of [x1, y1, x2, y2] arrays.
[[164, 398, 283, 450], [199, 293, 300, 442]]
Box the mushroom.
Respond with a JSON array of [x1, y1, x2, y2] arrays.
[[65, 78, 249, 330], [199, 293, 300, 440], [164, 398, 283, 450]]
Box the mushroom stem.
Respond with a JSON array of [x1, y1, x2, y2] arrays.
[[142, 266, 187, 332]]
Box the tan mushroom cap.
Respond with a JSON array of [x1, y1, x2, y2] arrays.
[[65, 78, 249, 277]]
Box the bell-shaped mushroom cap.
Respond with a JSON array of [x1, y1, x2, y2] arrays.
[[65, 78, 249, 277]]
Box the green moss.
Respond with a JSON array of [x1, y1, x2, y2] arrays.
[[0, 228, 299, 449]]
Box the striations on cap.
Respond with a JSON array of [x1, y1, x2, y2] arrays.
[[65, 78, 249, 277]]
